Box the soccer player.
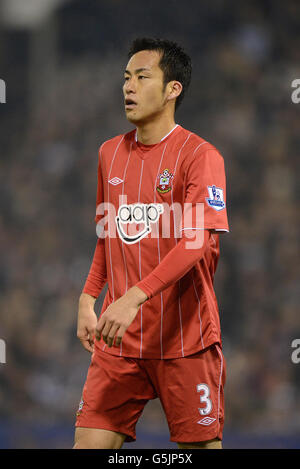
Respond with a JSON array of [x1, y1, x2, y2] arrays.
[[74, 37, 229, 450]]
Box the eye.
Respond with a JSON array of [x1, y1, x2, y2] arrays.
[[138, 76, 146, 79], [124, 76, 130, 81]]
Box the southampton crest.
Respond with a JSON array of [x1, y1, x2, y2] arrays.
[[156, 168, 174, 194]]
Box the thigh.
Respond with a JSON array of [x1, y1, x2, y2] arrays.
[[74, 427, 126, 449], [75, 348, 157, 444], [150, 343, 226, 444], [177, 437, 222, 449]]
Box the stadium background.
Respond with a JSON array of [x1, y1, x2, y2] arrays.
[[0, 0, 299, 449]]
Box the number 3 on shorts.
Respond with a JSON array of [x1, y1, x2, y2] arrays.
[[197, 383, 212, 415]]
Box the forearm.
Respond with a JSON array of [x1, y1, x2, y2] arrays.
[[82, 238, 107, 299], [79, 292, 97, 308], [136, 229, 210, 299]]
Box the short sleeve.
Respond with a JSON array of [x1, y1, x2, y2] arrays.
[[183, 148, 229, 233]]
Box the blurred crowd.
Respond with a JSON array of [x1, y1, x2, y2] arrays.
[[0, 0, 299, 448]]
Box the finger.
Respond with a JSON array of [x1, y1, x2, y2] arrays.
[[115, 326, 126, 347], [77, 326, 95, 353], [95, 317, 106, 341], [100, 321, 113, 344], [88, 326, 95, 343], [79, 337, 94, 353], [106, 323, 120, 348], [88, 332, 95, 352]]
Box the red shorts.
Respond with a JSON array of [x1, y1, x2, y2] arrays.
[[75, 343, 226, 443]]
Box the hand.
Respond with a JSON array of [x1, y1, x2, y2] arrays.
[[95, 286, 148, 347], [77, 293, 98, 353]]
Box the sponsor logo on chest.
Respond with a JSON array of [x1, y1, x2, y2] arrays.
[[116, 203, 164, 244]]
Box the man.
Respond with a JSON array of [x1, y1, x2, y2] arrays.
[[74, 37, 229, 450]]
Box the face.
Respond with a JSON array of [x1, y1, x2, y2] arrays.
[[123, 50, 170, 125]]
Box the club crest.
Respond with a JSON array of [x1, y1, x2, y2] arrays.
[[156, 168, 174, 194]]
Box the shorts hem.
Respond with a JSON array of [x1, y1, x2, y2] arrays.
[[75, 421, 136, 443], [169, 429, 223, 443]]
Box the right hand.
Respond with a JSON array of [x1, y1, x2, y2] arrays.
[[77, 293, 98, 353]]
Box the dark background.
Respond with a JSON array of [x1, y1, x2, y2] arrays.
[[0, 0, 299, 448]]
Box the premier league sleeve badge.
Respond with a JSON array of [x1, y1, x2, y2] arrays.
[[205, 185, 226, 211]]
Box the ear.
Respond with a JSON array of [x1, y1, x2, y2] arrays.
[[166, 81, 183, 103]]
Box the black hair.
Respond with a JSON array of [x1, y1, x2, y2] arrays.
[[128, 37, 192, 111]]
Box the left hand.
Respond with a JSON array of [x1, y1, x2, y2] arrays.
[[95, 286, 148, 347]]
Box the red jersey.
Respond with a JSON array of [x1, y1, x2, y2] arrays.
[[83, 124, 229, 359]]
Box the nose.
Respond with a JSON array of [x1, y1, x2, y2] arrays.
[[124, 76, 136, 95]]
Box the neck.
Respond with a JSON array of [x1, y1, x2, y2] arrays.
[[136, 113, 176, 145]]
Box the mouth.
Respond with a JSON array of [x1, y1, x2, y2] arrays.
[[125, 98, 137, 110]]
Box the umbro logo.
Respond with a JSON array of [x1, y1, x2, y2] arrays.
[[109, 177, 123, 186], [197, 417, 216, 426]]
